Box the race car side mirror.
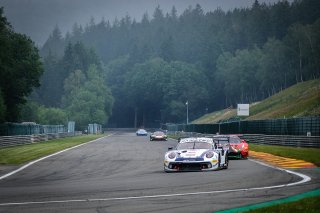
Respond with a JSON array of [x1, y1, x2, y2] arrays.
[[168, 147, 173, 150]]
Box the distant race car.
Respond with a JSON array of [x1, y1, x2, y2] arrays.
[[213, 135, 249, 159], [164, 137, 229, 172], [136, 129, 148, 136], [150, 131, 167, 141]]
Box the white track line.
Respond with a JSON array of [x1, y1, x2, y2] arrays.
[[0, 135, 111, 181], [0, 157, 311, 206], [249, 159, 311, 186]]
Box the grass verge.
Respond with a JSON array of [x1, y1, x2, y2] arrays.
[[245, 196, 320, 213], [249, 143, 320, 167], [0, 134, 105, 165]]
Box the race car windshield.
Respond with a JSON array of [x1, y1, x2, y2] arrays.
[[213, 138, 229, 144], [177, 142, 212, 150], [229, 137, 241, 143], [154, 131, 164, 135], [215, 137, 240, 144]]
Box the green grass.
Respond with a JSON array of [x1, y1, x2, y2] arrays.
[[192, 109, 236, 124], [0, 134, 105, 165], [249, 143, 320, 166], [249, 79, 320, 119], [245, 196, 320, 213], [193, 79, 320, 124]]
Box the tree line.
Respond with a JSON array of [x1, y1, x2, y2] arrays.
[[36, 0, 320, 127], [1, 0, 319, 128], [27, 42, 114, 129]]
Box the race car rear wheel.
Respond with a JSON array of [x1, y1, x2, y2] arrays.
[[224, 155, 229, 169]]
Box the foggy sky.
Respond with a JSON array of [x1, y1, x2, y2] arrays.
[[0, 0, 289, 46]]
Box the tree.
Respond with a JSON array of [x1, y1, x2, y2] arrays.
[[104, 55, 134, 127], [0, 7, 43, 122], [125, 58, 170, 127], [0, 89, 6, 123], [62, 69, 86, 108], [65, 65, 114, 129], [124, 58, 209, 125], [284, 20, 320, 82], [35, 51, 61, 107], [216, 49, 261, 106], [257, 38, 294, 96], [160, 35, 175, 62], [19, 101, 67, 125], [36, 41, 103, 107], [152, 5, 164, 23], [19, 101, 41, 123], [38, 107, 67, 125], [40, 25, 65, 57], [163, 61, 210, 122]]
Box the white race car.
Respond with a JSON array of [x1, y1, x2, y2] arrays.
[[164, 137, 229, 172]]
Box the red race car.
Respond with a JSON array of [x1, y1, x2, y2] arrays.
[[213, 135, 249, 159]]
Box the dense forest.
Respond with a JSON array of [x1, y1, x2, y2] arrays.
[[24, 0, 320, 128]]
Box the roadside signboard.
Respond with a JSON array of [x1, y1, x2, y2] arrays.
[[237, 104, 249, 116]]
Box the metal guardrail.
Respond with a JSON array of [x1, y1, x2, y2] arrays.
[[168, 131, 320, 148], [240, 134, 320, 148], [0, 135, 33, 147], [0, 132, 82, 148]]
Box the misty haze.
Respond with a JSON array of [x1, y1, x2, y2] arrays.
[[0, 0, 319, 212]]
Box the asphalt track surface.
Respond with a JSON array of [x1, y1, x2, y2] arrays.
[[0, 132, 319, 213]]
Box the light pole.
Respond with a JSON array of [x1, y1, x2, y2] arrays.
[[186, 101, 189, 124]]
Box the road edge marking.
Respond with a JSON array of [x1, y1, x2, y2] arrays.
[[0, 158, 312, 207], [212, 159, 314, 213], [214, 188, 320, 213], [248, 159, 311, 186]]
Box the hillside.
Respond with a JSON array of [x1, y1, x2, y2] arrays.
[[192, 79, 320, 124]]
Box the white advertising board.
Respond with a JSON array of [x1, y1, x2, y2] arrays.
[[237, 104, 249, 116]]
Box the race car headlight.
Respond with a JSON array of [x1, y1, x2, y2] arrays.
[[168, 152, 176, 159], [205, 152, 214, 158]]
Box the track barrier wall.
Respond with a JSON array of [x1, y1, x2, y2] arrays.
[[0, 122, 82, 148], [0, 132, 82, 148]]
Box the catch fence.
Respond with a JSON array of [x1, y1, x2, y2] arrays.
[[0, 122, 66, 136], [164, 117, 320, 147], [164, 117, 320, 136]]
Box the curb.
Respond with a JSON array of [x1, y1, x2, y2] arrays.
[[249, 150, 317, 169]]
